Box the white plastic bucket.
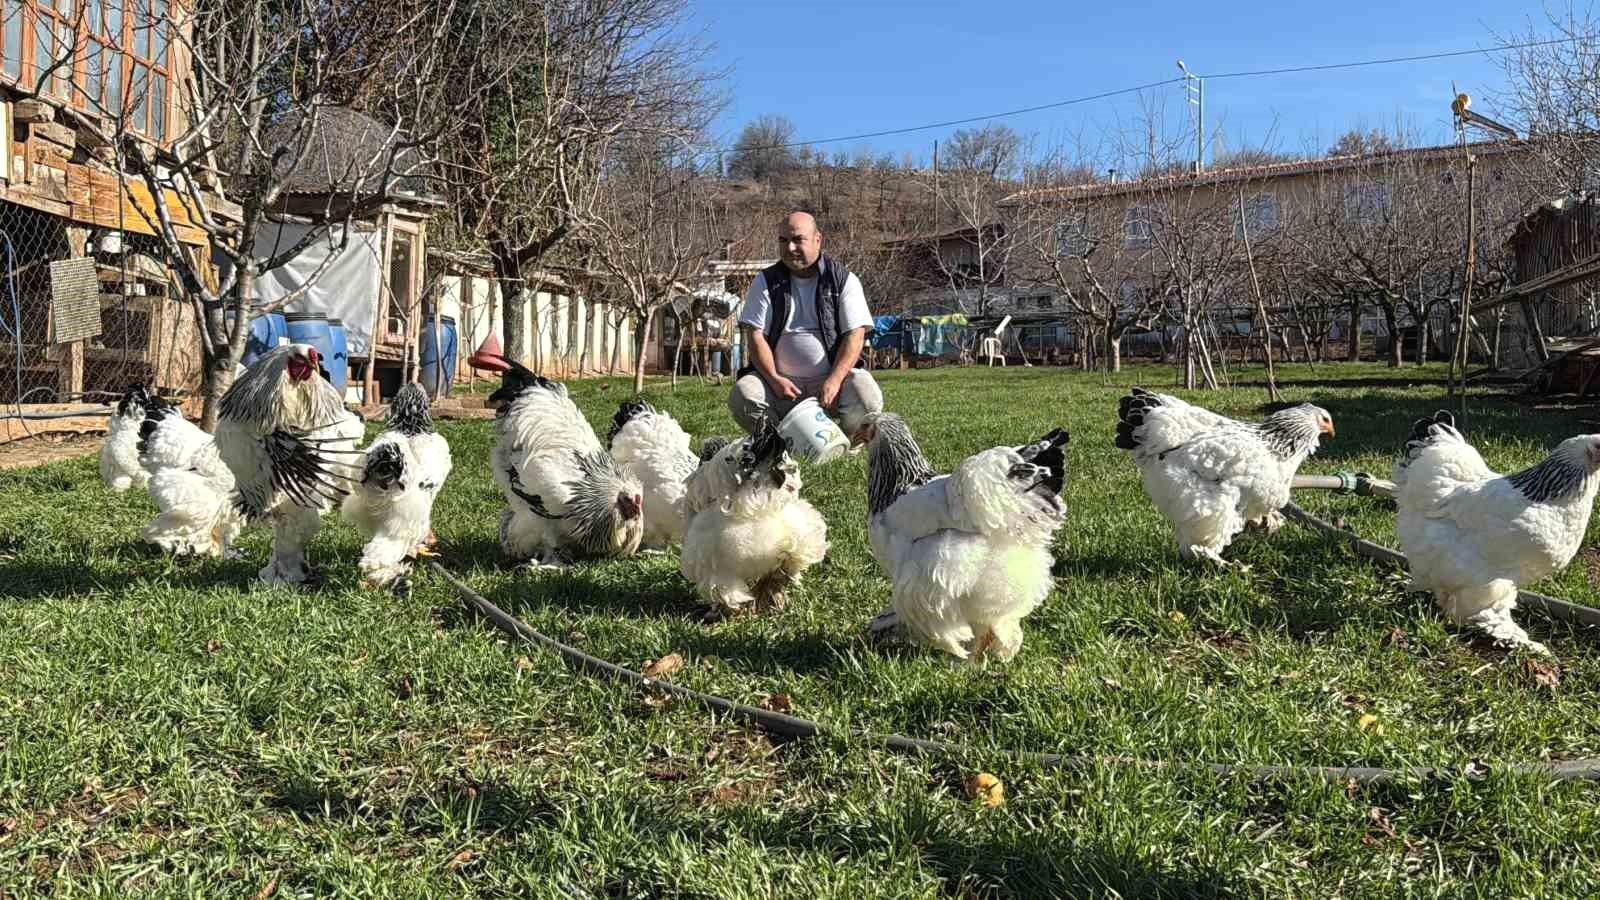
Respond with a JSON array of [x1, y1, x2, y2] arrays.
[[778, 397, 849, 464]]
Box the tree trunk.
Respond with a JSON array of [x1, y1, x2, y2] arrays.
[[1346, 299, 1361, 362], [1104, 323, 1121, 372], [200, 265, 255, 431], [631, 308, 653, 395], [493, 252, 527, 365], [1417, 318, 1429, 366], [1383, 306, 1402, 367], [609, 318, 622, 374]]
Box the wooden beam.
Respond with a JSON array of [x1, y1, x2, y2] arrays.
[[12, 99, 54, 123]]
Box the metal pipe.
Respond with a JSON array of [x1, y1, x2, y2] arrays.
[[0, 406, 112, 421], [1291, 472, 1397, 497]]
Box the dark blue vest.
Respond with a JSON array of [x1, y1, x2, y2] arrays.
[[740, 254, 855, 377]]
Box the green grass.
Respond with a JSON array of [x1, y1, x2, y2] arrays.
[[3, 362, 1600, 896]]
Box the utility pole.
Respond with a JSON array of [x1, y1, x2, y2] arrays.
[[932, 139, 940, 234], [1178, 59, 1204, 172]]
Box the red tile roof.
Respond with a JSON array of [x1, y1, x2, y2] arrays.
[[999, 139, 1527, 207]]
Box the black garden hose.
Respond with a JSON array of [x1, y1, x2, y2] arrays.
[[428, 561, 1600, 786]]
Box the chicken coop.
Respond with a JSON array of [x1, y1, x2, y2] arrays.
[[0, 21, 229, 439], [1499, 195, 1600, 393]]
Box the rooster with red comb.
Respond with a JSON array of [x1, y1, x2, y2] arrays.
[[214, 342, 364, 585]]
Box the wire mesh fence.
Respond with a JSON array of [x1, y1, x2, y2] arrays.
[[0, 192, 201, 417]]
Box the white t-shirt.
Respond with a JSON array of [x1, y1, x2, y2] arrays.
[[739, 266, 872, 380]]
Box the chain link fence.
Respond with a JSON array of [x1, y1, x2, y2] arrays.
[[1, 189, 202, 432]]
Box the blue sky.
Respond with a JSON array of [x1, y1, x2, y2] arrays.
[[695, 0, 1545, 167]]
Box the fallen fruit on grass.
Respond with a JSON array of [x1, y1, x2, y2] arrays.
[[966, 773, 1005, 807]]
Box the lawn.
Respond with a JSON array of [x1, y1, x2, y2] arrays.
[[3, 361, 1600, 896]]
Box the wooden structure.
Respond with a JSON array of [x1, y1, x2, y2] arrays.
[[0, 0, 225, 407], [261, 106, 442, 402], [1474, 195, 1600, 391]]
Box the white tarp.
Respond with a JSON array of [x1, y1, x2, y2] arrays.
[[229, 220, 385, 355]]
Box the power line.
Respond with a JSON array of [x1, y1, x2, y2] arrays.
[[1206, 35, 1579, 80], [712, 35, 1582, 158]]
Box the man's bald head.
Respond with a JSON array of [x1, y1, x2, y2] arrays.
[[778, 211, 822, 274]]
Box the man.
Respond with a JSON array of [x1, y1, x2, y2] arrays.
[[730, 211, 883, 442]]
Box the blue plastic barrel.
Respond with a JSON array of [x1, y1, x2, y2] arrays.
[[285, 313, 346, 391], [326, 317, 350, 392], [227, 307, 288, 366], [420, 315, 458, 398]]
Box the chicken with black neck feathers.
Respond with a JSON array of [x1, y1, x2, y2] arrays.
[[489, 361, 643, 567], [1394, 411, 1600, 656], [1116, 388, 1332, 567], [342, 383, 453, 589], [862, 413, 1069, 662], [679, 418, 827, 617]]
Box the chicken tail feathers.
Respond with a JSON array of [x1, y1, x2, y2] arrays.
[[134, 401, 182, 456], [1401, 410, 1460, 464], [1017, 428, 1070, 495], [742, 418, 786, 479], [362, 442, 406, 491], [488, 358, 564, 411], [698, 435, 732, 463], [606, 398, 658, 449], [1115, 389, 1164, 450]]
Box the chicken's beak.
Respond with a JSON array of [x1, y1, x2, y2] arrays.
[[1321, 421, 1335, 438]]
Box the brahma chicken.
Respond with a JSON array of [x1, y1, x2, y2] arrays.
[[1116, 388, 1333, 566], [680, 421, 828, 617], [490, 361, 643, 567], [342, 383, 452, 589], [607, 399, 699, 549], [100, 384, 154, 493], [862, 413, 1068, 662], [100, 385, 243, 557], [213, 343, 361, 585], [1394, 411, 1600, 656]]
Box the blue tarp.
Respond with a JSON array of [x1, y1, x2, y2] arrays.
[[869, 315, 903, 349]]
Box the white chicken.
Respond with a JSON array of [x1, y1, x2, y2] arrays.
[[100, 384, 153, 493], [680, 421, 828, 617], [117, 387, 244, 557], [213, 343, 362, 585], [342, 383, 452, 589], [861, 413, 1068, 662], [607, 399, 699, 549], [1394, 411, 1600, 656], [490, 361, 643, 567], [1115, 388, 1333, 566]]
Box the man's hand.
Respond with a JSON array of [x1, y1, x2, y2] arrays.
[[817, 374, 843, 409], [772, 375, 803, 401]]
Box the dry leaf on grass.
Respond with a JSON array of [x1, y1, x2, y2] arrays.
[[513, 655, 533, 672], [759, 693, 793, 713], [252, 877, 278, 900], [1523, 657, 1562, 691], [1356, 713, 1385, 736], [446, 849, 477, 870], [1368, 806, 1397, 838], [643, 654, 684, 679]]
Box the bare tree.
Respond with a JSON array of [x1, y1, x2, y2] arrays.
[[1494, 8, 1600, 196], [1009, 153, 1163, 372], [1327, 128, 1399, 158], [924, 124, 1021, 317], [727, 114, 799, 181], [435, 0, 718, 368], [91, 0, 489, 427], [587, 139, 722, 394]]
